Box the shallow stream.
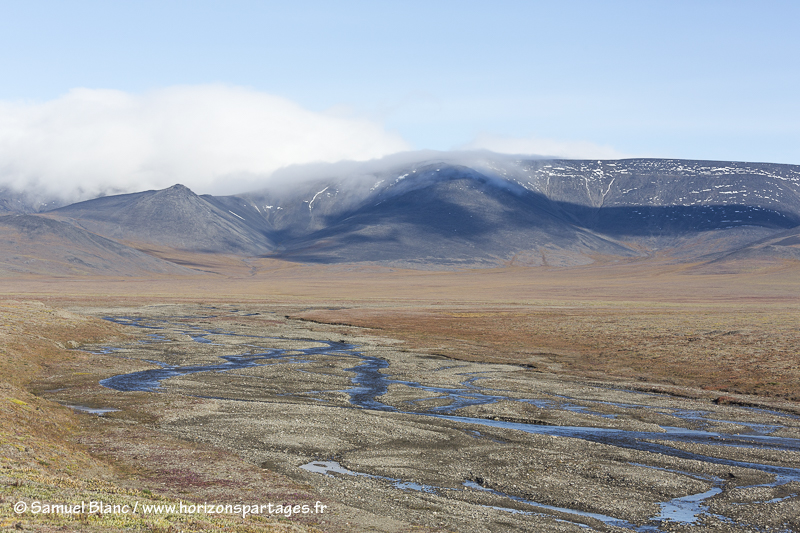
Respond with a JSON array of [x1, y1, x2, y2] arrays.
[[95, 314, 800, 532]]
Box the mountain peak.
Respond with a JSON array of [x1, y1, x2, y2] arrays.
[[162, 183, 194, 194]]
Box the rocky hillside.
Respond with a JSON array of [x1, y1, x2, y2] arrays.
[[8, 155, 800, 268]]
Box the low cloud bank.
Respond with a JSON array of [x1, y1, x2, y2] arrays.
[[461, 133, 629, 160], [0, 84, 632, 204], [0, 85, 410, 202]]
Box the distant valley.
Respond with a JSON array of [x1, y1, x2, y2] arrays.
[[2, 155, 799, 275]]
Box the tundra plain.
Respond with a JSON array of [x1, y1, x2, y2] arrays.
[[2, 256, 799, 532]]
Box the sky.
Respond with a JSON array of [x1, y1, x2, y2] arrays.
[[1, 0, 799, 199]]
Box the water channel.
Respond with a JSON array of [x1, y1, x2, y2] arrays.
[[94, 313, 800, 532]]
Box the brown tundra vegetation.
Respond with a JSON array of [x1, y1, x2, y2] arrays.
[[1, 254, 799, 532]]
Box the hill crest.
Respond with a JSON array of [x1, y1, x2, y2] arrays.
[[4, 155, 798, 269]]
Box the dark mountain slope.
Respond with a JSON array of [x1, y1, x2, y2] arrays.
[[274, 165, 637, 266], [51, 184, 274, 255], [0, 214, 195, 276], [224, 158, 800, 265]]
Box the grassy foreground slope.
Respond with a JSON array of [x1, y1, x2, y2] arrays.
[[0, 300, 323, 533]]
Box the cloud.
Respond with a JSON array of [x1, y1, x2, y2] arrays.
[[461, 133, 630, 160], [0, 85, 410, 201]]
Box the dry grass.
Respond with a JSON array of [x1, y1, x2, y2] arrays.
[[295, 302, 800, 401], [0, 300, 325, 532], [2, 252, 799, 305], [1, 255, 798, 529], [2, 256, 798, 404]]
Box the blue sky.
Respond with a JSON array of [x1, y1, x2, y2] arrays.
[[1, 1, 799, 197]]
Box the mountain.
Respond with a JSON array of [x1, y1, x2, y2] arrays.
[[0, 188, 66, 214], [241, 164, 636, 266], [50, 184, 274, 255], [13, 155, 800, 269], [0, 214, 195, 276], [231, 157, 800, 266]]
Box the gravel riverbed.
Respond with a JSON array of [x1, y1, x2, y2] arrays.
[[58, 304, 800, 532]]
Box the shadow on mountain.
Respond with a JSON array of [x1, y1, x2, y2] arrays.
[[559, 203, 800, 236], [270, 178, 629, 265], [269, 174, 800, 265]]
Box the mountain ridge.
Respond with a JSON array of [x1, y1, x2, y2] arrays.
[[4, 155, 799, 270], [50, 183, 275, 255]]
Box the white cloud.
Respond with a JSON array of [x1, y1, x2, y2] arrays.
[[0, 85, 410, 201], [461, 133, 630, 160]]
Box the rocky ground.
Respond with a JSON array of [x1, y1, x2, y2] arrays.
[[30, 303, 800, 533]]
